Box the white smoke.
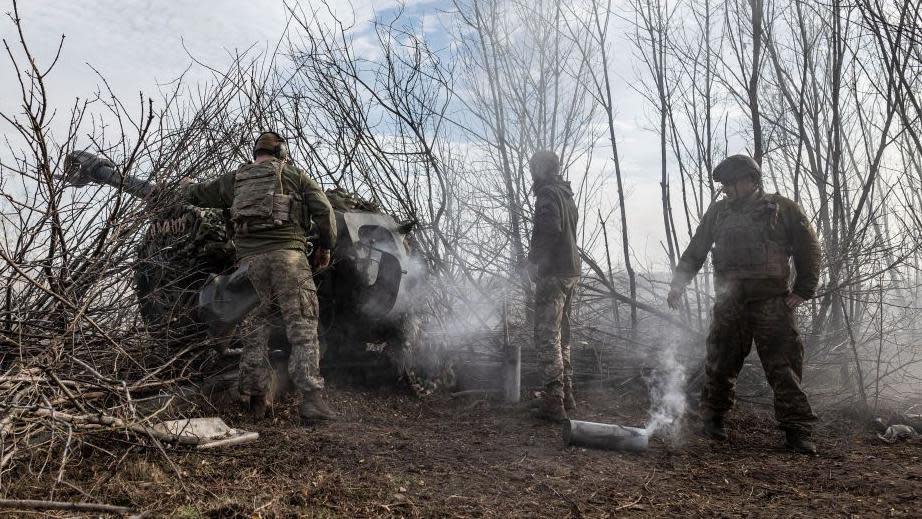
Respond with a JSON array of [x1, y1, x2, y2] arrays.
[[645, 330, 688, 441]]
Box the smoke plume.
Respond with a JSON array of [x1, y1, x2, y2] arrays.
[[645, 330, 688, 441]]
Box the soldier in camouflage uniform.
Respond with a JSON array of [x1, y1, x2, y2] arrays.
[[182, 132, 338, 424], [527, 151, 581, 423], [667, 154, 822, 454]]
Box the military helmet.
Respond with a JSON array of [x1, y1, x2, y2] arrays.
[[253, 131, 289, 160], [529, 150, 561, 181], [712, 154, 761, 183]]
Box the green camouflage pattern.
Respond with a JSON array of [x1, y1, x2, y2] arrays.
[[325, 187, 381, 212], [711, 194, 790, 280], [671, 191, 822, 301], [699, 294, 817, 434], [182, 160, 337, 257], [528, 179, 581, 278], [237, 249, 324, 397], [61, 150, 427, 393], [712, 154, 761, 183], [135, 205, 235, 345], [670, 187, 822, 435], [230, 159, 293, 233], [534, 276, 578, 397]]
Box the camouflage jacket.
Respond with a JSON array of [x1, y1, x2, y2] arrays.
[[528, 178, 581, 277], [670, 190, 822, 301], [183, 160, 337, 259]]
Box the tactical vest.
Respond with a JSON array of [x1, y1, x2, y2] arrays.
[[711, 194, 791, 280], [230, 160, 294, 235]]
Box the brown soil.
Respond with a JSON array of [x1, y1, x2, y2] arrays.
[[7, 387, 922, 518]]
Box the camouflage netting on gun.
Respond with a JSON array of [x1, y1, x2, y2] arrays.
[[134, 204, 235, 351], [325, 188, 380, 212]]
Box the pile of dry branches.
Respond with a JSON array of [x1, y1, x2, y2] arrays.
[[0, 0, 280, 490]]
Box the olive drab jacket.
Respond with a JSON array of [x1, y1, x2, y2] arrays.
[[670, 190, 822, 301], [528, 178, 581, 278], [182, 159, 336, 259]]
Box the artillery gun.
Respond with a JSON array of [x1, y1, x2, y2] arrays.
[[63, 151, 427, 399]]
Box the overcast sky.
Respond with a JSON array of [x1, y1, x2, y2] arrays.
[[1, 0, 703, 267]]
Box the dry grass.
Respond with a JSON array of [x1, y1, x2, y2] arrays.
[[3, 386, 920, 517]]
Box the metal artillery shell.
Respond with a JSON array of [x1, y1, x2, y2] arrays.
[[563, 419, 649, 451]]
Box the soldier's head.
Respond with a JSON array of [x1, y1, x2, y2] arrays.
[[713, 154, 761, 200], [253, 131, 289, 162], [529, 150, 561, 185]]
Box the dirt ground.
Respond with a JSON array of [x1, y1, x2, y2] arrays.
[[7, 386, 922, 518]]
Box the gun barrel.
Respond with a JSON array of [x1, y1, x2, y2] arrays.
[[64, 151, 155, 198]]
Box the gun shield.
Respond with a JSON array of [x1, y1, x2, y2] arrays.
[[197, 265, 260, 336]]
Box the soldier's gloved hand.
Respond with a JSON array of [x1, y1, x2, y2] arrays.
[[313, 247, 331, 270], [667, 286, 683, 310], [784, 293, 805, 309]]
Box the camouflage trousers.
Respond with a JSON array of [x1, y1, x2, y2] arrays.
[[534, 276, 578, 397], [700, 294, 817, 434], [238, 249, 323, 397]]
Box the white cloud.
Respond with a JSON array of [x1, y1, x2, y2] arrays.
[[1, 1, 292, 109]]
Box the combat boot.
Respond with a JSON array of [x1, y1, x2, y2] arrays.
[[702, 416, 728, 441], [246, 394, 267, 420], [784, 430, 817, 455], [299, 390, 337, 424], [563, 394, 577, 413], [532, 386, 568, 423]]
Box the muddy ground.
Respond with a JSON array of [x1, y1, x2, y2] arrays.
[[7, 386, 922, 518]]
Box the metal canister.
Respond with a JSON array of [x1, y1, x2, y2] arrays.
[[563, 419, 649, 451]]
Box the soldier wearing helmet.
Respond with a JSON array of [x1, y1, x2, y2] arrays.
[[526, 150, 581, 423], [181, 131, 339, 424], [667, 154, 822, 454]]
